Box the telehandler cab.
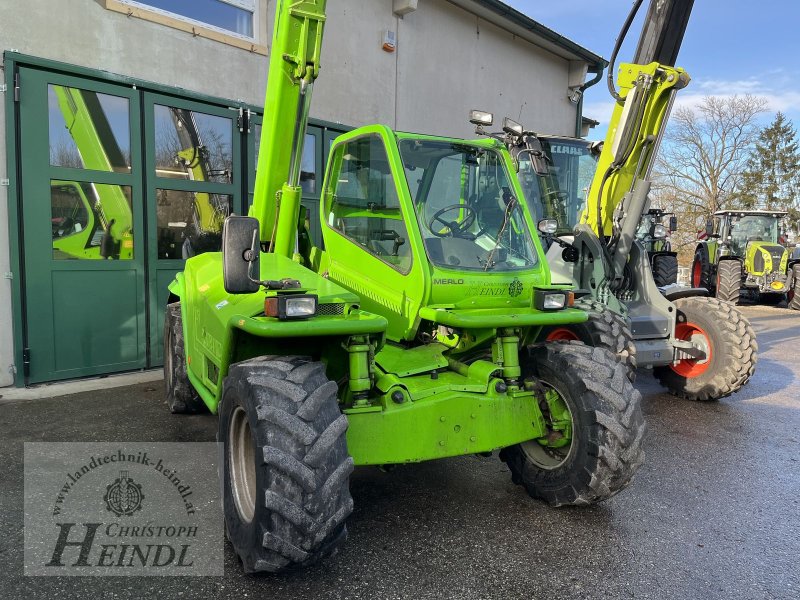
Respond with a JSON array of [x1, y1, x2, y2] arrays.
[[164, 0, 644, 573], [481, 0, 756, 401]]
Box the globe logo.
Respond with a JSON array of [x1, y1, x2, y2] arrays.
[[509, 277, 523, 297], [103, 470, 144, 516]]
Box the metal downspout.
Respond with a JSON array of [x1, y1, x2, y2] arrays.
[[575, 64, 605, 138]]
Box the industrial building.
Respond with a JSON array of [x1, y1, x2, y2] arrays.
[[0, 0, 603, 386]]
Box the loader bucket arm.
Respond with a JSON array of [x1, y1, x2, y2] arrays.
[[581, 0, 694, 277], [250, 0, 327, 256]]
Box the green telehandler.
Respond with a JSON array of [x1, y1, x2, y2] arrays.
[[164, 0, 644, 573], [482, 0, 756, 401], [691, 209, 800, 308]]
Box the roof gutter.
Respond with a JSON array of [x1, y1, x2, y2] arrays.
[[462, 0, 607, 65]]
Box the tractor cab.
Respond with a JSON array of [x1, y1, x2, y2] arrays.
[[718, 211, 785, 257]]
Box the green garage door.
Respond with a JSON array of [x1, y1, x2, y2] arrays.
[[18, 68, 146, 383]]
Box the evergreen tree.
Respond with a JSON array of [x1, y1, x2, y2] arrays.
[[737, 113, 800, 231]]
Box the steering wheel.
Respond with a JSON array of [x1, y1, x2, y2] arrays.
[[428, 204, 480, 238]]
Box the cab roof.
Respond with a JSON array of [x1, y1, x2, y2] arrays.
[[714, 210, 788, 217]]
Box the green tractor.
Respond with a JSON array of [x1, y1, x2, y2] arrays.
[[637, 208, 679, 287], [165, 0, 644, 573], [691, 210, 800, 308]]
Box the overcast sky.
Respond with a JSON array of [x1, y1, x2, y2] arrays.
[[504, 0, 800, 139]]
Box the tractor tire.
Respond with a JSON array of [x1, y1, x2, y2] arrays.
[[715, 260, 742, 304], [540, 299, 637, 382], [219, 356, 353, 573], [691, 248, 711, 289], [500, 342, 646, 506], [651, 253, 679, 287], [653, 297, 757, 401], [164, 303, 207, 414], [789, 264, 800, 311]]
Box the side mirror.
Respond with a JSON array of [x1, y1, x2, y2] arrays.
[[222, 216, 261, 294], [669, 215, 678, 232], [525, 135, 549, 177], [705, 219, 713, 237], [538, 219, 558, 235]]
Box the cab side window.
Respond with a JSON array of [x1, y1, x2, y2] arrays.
[[325, 135, 411, 273]]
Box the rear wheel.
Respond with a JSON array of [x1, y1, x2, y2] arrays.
[[540, 300, 636, 381], [651, 253, 678, 287], [715, 260, 742, 304], [219, 356, 353, 573], [789, 264, 800, 311], [164, 303, 206, 414], [654, 297, 757, 401], [500, 342, 646, 506], [691, 248, 711, 289]]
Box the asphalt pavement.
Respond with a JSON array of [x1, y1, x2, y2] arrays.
[[0, 305, 798, 599]]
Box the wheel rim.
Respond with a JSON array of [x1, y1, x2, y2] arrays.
[[692, 260, 702, 287], [229, 406, 256, 523], [670, 321, 713, 378], [520, 384, 574, 470], [546, 327, 580, 342]]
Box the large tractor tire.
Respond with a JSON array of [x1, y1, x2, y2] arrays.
[[691, 247, 712, 289], [164, 303, 207, 414], [500, 342, 646, 506], [219, 356, 353, 573], [715, 259, 742, 304], [540, 300, 637, 382], [788, 264, 800, 311], [654, 297, 757, 401], [651, 253, 679, 287]]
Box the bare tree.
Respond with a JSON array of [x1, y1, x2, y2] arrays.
[[652, 94, 768, 260]]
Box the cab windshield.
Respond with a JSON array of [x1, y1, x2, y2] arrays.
[[398, 139, 537, 271], [729, 215, 779, 256], [519, 138, 597, 233]]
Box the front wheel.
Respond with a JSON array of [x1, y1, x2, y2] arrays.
[[654, 297, 757, 401], [500, 342, 646, 506], [789, 264, 800, 311], [540, 300, 637, 381], [651, 253, 678, 287], [715, 260, 742, 304], [219, 356, 354, 573]]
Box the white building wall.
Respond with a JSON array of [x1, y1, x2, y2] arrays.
[[0, 0, 586, 385]]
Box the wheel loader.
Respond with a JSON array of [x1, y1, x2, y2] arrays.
[[164, 0, 645, 573], [479, 0, 757, 401], [691, 210, 800, 309]]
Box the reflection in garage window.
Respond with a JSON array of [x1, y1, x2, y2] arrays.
[[51, 181, 134, 260], [156, 189, 232, 259], [154, 105, 232, 184], [48, 85, 131, 173]]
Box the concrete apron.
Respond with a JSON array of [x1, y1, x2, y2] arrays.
[[0, 370, 163, 402]]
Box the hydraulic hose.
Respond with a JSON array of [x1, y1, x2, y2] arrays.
[[607, 0, 645, 102]]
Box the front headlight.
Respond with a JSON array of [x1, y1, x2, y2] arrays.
[[533, 289, 572, 310], [264, 294, 318, 319], [543, 293, 567, 309]]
